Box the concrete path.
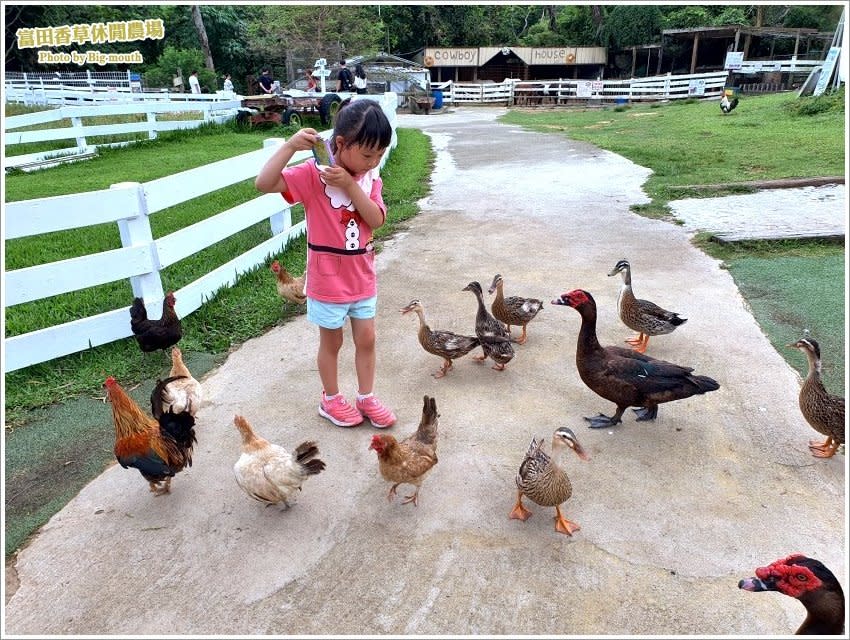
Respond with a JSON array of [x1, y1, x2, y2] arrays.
[[4, 107, 845, 636]]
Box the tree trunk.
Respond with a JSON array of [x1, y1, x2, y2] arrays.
[[191, 5, 215, 72]]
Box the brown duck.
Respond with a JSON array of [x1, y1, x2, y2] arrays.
[[509, 426, 589, 536], [400, 299, 480, 378], [608, 259, 686, 353], [739, 553, 845, 635], [463, 281, 514, 371], [552, 289, 719, 428], [488, 273, 544, 345], [786, 336, 845, 458]]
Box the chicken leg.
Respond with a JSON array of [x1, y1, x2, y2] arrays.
[[401, 486, 422, 506], [553, 505, 580, 535], [509, 490, 533, 521]]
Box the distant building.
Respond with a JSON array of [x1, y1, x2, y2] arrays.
[[415, 46, 607, 83]]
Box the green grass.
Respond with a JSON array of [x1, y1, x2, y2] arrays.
[[501, 90, 845, 214], [694, 236, 845, 396], [4, 124, 434, 556]]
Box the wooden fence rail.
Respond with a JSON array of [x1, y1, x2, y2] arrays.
[[3, 94, 398, 373], [4, 99, 243, 170]]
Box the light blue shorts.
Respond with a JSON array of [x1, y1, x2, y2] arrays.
[[307, 296, 377, 329]]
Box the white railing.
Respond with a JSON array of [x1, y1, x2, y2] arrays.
[[5, 99, 242, 170], [3, 94, 398, 373], [433, 59, 826, 106], [435, 70, 731, 106], [3, 80, 239, 107]]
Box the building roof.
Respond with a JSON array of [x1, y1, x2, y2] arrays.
[[662, 25, 833, 41]]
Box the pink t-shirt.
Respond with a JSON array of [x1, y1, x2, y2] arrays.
[[282, 160, 386, 303]]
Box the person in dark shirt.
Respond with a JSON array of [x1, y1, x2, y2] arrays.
[[336, 60, 353, 93], [258, 68, 273, 94]]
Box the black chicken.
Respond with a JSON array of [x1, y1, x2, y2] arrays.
[[129, 292, 182, 356], [552, 289, 720, 428]]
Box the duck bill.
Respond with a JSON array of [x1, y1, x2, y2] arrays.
[[738, 577, 774, 592], [551, 295, 568, 306]]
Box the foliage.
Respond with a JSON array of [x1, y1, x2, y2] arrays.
[[783, 86, 846, 116], [783, 4, 844, 30], [247, 4, 384, 81], [553, 5, 601, 46], [141, 45, 214, 91], [601, 5, 663, 48]]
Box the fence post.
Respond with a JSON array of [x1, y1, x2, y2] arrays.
[[111, 182, 164, 303], [262, 138, 291, 235], [147, 111, 158, 140], [664, 72, 671, 99], [70, 115, 88, 152]]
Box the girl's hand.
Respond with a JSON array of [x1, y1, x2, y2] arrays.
[[318, 165, 355, 190], [286, 128, 320, 152]]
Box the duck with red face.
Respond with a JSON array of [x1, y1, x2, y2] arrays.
[[739, 554, 845, 635]]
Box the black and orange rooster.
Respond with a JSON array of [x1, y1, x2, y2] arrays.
[[105, 376, 197, 496], [720, 92, 739, 114], [129, 292, 182, 357]]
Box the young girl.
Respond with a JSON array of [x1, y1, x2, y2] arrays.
[[255, 99, 396, 429]]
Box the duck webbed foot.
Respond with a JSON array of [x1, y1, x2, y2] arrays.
[[632, 406, 658, 421], [584, 413, 622, 429]]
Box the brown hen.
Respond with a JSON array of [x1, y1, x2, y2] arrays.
[[369, 395, 438, 506]]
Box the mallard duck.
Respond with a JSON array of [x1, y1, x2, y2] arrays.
[[463, 281, 514, 371], [400, 299, 480, 378], [786, 335, 845, 458], [509, 426, 588, 535], [739, 554, 845, 635], [488, 273, 544, 345], [607, 259, 686, 353], [552, 289, 719, 428]]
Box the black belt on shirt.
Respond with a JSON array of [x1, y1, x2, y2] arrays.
[[308, 242, 372, 255]]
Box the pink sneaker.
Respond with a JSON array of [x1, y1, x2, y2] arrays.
[[319, 392, 363, 427], [356, 395, 397, 429]]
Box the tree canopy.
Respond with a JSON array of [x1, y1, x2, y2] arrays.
[[4, 4, 842, 86]]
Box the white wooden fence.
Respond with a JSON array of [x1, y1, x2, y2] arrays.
[[5, 99, 242, 170], [434, 60, 826, 106], [3, 94, 398, 373]]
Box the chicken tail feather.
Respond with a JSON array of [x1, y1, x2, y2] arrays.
[[150, 375, 188, 418], [300, 458, 326, 476], [293, 441, 325, 476], [415, 395, 439, 446]]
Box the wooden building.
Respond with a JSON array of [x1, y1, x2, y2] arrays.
[[415, 46, 607, 83], [662, 25, 833, 74]]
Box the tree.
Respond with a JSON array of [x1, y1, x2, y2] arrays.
[[602, 5, 663, 48], [191, 5, 215, 72]]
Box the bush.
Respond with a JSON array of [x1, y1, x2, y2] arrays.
[[783, 86, 846, 116]]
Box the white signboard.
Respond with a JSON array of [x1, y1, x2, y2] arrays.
[[576, 81, 592, 98], [688, 79, 706, 96], [591, 81, 604, 92], [813, 46, 841, 96], [724, 51, 744, 70]]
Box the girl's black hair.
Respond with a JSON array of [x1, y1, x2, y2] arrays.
[[355, 63, 366, 79], [331, 99, 392, 152]]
